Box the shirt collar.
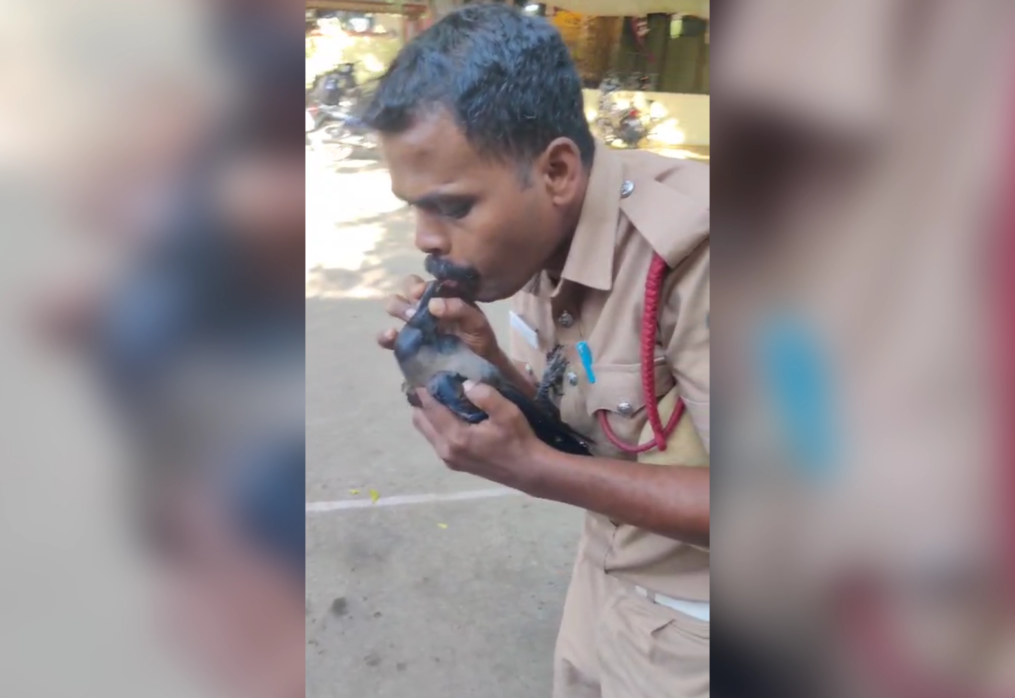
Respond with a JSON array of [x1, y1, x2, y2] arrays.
[[555, 141, 624, 295]]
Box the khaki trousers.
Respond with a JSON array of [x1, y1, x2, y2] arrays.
[[553, 551, 710, 698]]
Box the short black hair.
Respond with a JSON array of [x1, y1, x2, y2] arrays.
[[363, 3, 595, 170]]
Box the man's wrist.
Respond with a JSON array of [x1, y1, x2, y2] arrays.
[[518, 440, 565, 499], [488, 346, 513, 373]]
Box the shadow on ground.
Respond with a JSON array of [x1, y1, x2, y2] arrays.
[[305, 205, 418, 301], [305, 160, 581, 698]]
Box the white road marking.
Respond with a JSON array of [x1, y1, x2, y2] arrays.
[[306, 488, 523, 513]]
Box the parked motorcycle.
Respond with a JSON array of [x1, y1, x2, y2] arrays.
[[307, 63, 359, 108], [305, 102, 376, 161], [592, 75, 641, 148], [594, 75, 658, 149], [613, 106, 649, 149], [305, 64, 376, 161]]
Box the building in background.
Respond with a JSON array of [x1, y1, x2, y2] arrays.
[[540, 1, 710, 154], [440, 1, 711, 153], [546, 2, 709, 95], [306, 1, 430, 87], [440, 0, 709, 95], [305, 0, 710, 154]]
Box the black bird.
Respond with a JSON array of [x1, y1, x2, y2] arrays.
[[393, 279, 593, 457]]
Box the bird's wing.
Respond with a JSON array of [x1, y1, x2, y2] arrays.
[[497, 382, 594, 457]]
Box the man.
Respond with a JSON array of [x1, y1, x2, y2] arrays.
[[369, 5, 709, 697]]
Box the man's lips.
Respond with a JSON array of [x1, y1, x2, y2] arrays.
[[424, 256, 480, 299], [433, 279, 468, 299]]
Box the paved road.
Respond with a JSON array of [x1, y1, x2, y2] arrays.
[[305, 150, 582, 698]]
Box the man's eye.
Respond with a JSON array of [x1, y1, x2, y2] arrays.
[[441, 202, 472, 220]]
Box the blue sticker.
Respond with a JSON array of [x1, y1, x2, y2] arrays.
[[576, 341, 596, 384], [756, 313, 839, 481]]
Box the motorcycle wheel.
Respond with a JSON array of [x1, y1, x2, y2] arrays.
[[325, 141, 354, 162], [617, 120, 646, 149], [307, 124, 354, 162]]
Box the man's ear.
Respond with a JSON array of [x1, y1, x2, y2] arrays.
[[539, 138, 585, 207]]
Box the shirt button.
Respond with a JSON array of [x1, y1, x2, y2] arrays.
[[558, 311, 575, 328], [566, 371, 579, 386], [617, 401, 634, 416], [620, 180, 635, 198], [525, 363, 534, 376]]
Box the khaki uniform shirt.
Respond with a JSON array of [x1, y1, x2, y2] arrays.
[[508, 142, 710, 602]]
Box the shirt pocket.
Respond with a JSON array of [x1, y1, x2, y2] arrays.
[[507, 311, 549, 377], [576, 359, 675, 457]]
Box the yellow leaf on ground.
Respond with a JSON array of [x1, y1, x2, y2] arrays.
[[369, 489, 380, 503], [437, 523, 448, 530], [349, 489, 360, 496]]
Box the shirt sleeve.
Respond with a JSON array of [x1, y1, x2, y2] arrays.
[[662, 240, 710, 452]]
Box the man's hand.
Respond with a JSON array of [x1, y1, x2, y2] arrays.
[[411, 380, 546, 490], [410, 380, 709, 544], [377, 274, 502, 362], [411, 380, 709, 543]]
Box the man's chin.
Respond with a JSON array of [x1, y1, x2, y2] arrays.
[[475, 282, 523, 304]]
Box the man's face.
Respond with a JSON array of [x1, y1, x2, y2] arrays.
[[379, 111, 566, 302]]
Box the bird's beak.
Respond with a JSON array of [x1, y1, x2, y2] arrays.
[[405, 281, 442, 332]]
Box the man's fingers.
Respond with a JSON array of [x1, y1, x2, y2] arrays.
[[463, 380, 514, 419], [401, 274, 427, 301], [384, 294, 416, 322], [416, 388, 460, 432], [411, 407, 441, 446], [428, 297, 482, 328], [376, 328, 398, 349]]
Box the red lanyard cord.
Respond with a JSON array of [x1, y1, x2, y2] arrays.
[[596, 253, 684, 454]]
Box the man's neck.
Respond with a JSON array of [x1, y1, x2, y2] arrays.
[[542, 169, 591, 281]]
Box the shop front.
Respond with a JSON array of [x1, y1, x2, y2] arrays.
[[306, 2, 432, 88], [546, 0, 710, 152], [315, 0, 710, 153], [444, 1, 710, 152]]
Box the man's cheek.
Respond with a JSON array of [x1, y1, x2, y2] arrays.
[[461, 222, 502, 278]]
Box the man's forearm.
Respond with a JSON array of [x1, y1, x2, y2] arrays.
[[524, 445, 709, 546]]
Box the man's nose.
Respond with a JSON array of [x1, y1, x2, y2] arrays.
[[413, 212, 450, 256]]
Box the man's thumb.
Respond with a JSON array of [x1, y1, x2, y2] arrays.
[[429, 297, 478, 324], [463, 380, 506, 414]]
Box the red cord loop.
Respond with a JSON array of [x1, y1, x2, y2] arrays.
[[595, 253, 683, 454]]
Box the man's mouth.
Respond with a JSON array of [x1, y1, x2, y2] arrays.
[[433, 279, 471, 301], [425, 255, 480, 299]]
